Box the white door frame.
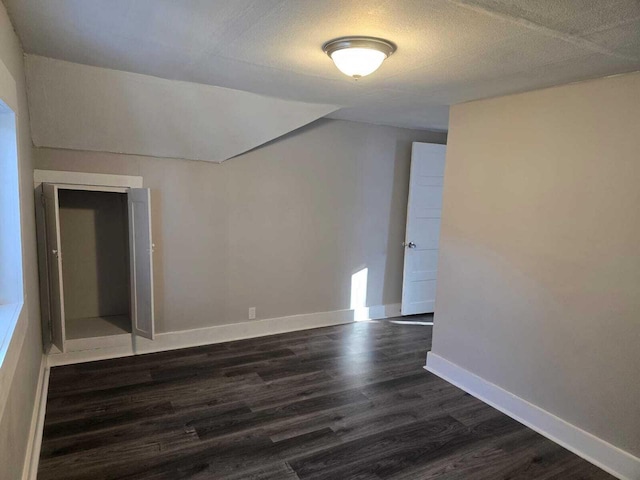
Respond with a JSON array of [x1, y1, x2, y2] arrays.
[[34, 170, 144, 352]]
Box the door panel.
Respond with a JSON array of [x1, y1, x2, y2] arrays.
[[412, 218, 441, 249], [408, 250, 439, 282], [42, 183, 65, 351], [406, 280, 437, 313], [401, 143, 446, 316], [412, 185, 443, 209], [128, 188, 155, 340]]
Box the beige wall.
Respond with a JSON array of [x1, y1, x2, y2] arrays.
[[34, 119, 446, 333], [432, 72, 640, 457], [59, 190, 129, 320], [0, 3, 43, 479]]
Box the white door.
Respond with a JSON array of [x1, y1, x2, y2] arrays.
[[128, 188, 155, 340], [401, 143, 446, 315], [42, 183, 66, 351]]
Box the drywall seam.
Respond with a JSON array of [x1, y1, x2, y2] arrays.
[[447, 0, 638, 61]]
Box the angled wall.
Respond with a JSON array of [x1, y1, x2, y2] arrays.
[[25, 55, 338, 163]]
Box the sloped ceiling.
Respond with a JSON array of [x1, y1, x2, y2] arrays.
[[25, 56, 338, 163], [5, 0, 640, 132]]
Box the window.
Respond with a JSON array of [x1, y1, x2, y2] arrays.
[[0, 97, 23, 367]]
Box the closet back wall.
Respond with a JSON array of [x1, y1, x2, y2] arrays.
[[58, 190, 129, 320], [34, 119, 446, 333]]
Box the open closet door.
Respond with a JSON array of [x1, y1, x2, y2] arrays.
[[42, 183, 66, 352], [128, 188, 155, 340]]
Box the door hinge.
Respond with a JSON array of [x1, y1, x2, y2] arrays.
[[41, 193, 46, 206]]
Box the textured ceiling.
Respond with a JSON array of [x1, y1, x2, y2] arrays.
[[5, 0, 640, 131]]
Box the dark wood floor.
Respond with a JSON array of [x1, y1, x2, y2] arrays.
[[39, 317, 614, 480]]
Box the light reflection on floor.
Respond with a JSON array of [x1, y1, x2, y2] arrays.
[[338, 316, 432, 376], [390, 320, 433, 326]]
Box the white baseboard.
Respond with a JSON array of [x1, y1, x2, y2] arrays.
[[48, 303, 402, 367], [425, 352, 640, 480], [22, 355, 49, 480], [47, 344, 135, 367]]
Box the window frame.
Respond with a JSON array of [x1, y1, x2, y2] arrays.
[[0, 58, 24, 371]]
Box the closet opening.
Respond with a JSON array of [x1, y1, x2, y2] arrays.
[[35, 170, 155, 357], [58, 189, 131, 340]]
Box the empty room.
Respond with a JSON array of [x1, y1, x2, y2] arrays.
[[0, 1, 639, 479]]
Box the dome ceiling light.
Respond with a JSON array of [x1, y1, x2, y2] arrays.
[[323, 36, 396, 79]]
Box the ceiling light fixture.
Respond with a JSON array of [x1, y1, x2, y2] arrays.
[[323, 36, 396, 80]]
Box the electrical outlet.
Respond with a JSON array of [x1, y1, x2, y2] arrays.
[[248, 307, 256, 320]]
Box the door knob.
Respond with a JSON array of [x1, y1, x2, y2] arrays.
[[403, 242, 416, 248]]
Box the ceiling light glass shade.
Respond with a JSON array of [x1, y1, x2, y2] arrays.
[[330, 48, 387, 78], [323, 37, 396, 79]]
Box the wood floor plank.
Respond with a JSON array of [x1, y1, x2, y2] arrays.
[[289, 415, 471, 479], [44, 371, 265, 423], [39, 316, 614, 480], [194, 389, 370, 441]]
